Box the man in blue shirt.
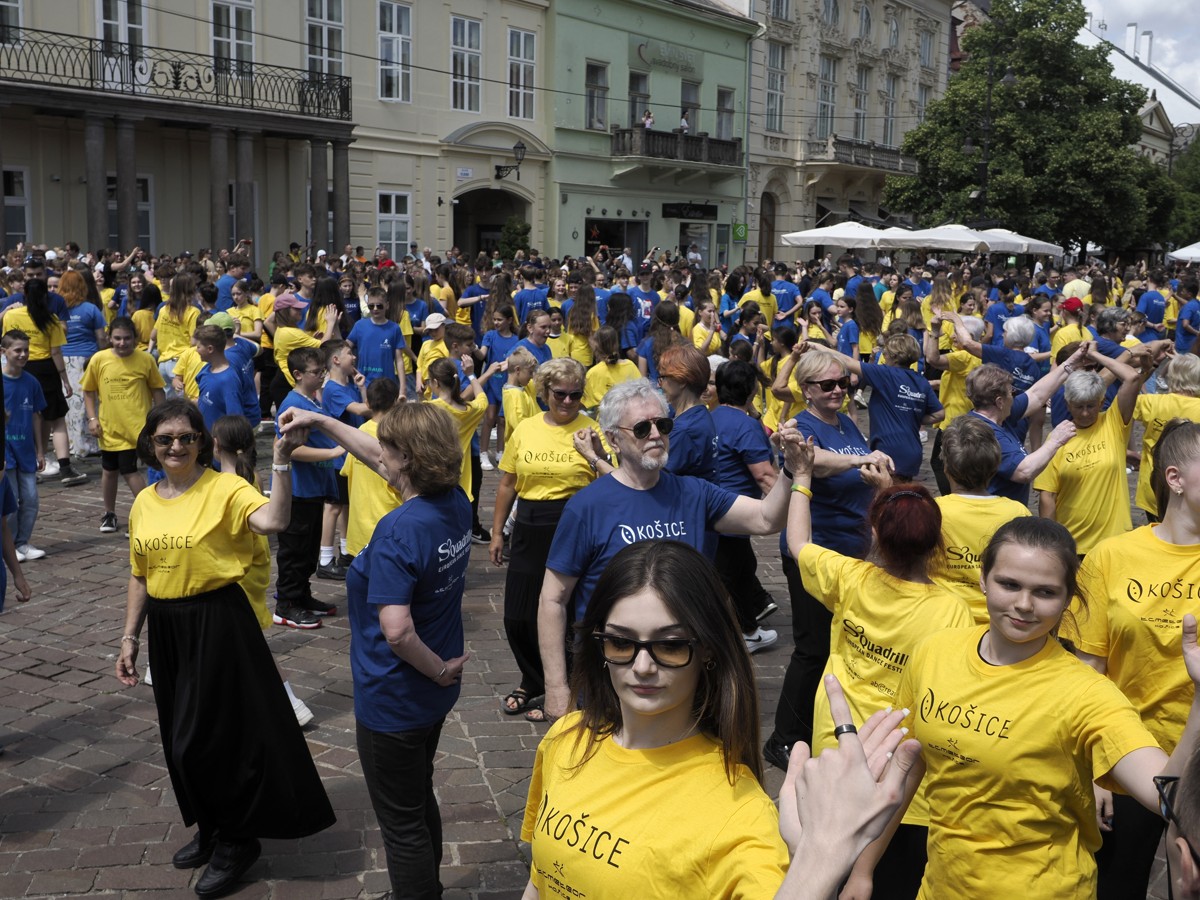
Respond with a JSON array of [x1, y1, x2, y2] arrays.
[[771, 263, 802, 323], [215, 254, 250, 311], [1137, 271, 1168, 337], [841, 256, 863, 301], [1175, 279, 1200, 354]]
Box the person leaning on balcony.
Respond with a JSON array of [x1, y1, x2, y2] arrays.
[[643, 109, 654, 129]]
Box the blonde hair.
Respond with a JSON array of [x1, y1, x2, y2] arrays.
[[377, 403, 461, 495], [535, 357, 586, 402]]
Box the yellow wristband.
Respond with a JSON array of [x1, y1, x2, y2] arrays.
[[791, 483, 813, 499]]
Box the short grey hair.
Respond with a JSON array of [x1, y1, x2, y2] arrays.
[[961, 316, 985, 340], [598, 379, 669, 435], [1002, 316, 1035, 347], [1062, 370, 1105, 406], [1095, 306, 1130, 337]]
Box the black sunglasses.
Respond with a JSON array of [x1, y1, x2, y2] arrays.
[[550, 388, 583, 402], [805, 376, 852, 392], [152, 432, 203, 447], [617, 417, 674, 440], [592, 633, 696, 668], [1156, 775, 1200, 898], [367, 303, 386, 310]]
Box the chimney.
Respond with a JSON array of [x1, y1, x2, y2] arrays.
[[1141, 30, 1153, 67], [1126, 22, 1138, 57]]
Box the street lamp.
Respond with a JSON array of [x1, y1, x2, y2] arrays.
[[962, 58, 1016, 228], [495, 141, 527, 181]]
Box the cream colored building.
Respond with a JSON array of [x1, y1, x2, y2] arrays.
[[745, 0, 953, 263]]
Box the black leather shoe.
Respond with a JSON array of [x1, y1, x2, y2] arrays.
[[172, 832, 214, 869], [762, 731, 792, 772], [194, 838, 260, 898]]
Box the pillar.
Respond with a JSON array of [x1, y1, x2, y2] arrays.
[[310, 137, 329, 252], [235, 129, 255, 257], [210, 125, 230, 252], [115, 117, 138, 252], [332, 139, 350, 252], [84, 115, 107, 253]]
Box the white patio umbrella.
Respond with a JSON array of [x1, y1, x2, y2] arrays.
[[875, 223, 1009, 253], [1167, 241, 1200, 263], [982, 227, 1064, 258], [780, 221, 883, 248]]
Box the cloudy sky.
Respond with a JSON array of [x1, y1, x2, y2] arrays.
[[1081, 0, 1200, 100]]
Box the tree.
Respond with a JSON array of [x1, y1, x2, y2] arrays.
[[497, 215, 531, 262], [884, 0, 1169, 255], [1170, 139, 1200, 248]]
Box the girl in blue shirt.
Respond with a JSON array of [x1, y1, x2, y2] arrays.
[[834, 296, 860, 360], [480, 305, 519, 466]]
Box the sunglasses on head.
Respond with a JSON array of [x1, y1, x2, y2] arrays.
[[805, 376, 852, 392], [550, 388, 584, 402], [592, 633, 696, 668], [152, 432, 203, 447], [618, 417, 674, 440]]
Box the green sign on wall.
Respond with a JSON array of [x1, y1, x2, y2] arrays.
[[732, 222, 748, 243]]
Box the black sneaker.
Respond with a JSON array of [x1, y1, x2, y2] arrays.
[[472, 525, 491, 545], [316, 560, 346, 581], [763, 731, 792, 772], [298, 595, 337, 617], [61, 467, 89, 486], [99, 512, 119, 533], [337, 553, 354, 568], [273, 604, 321, 629]]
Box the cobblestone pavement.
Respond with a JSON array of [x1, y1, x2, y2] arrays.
[[0, 435, 1172, 898]]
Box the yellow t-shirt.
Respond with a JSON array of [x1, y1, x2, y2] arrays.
[[340, 419, 403, 556], [429, 394, 488, 500], [1, 307, 65, 361], [563, 332, 593, 368], [501, 384, 538, 441], [760, 359, 787, 433], [173, 346, 203, 400], [232, 303, 263, 337], [1132, 393, 1200, 516], [896, 626, 1158, 900], [154, 306, 200, 362], [272, 326, 322, 387], [798, 544, 972, 826], [1068, 525, 1200, 754], [1032, 406, 1132, 554], [416, 338, 448, 388], [931, 494, 1031, 623], [583, 359, 641, 410], [79, 349, 165, 451], [546, 333, 570, 359], [131, 308, 155, 351], [498, 413, 600, 501], [1050, 322, 1090, 360], [692, 324, 721, 355], [522, 712, 789, 898], [235, 474, 271, 631], [677, 304, 695, 337], [129, 468, 269, 599], [100, 286, 118, 324], [936, 349, 981, 430], [259, 294, 276, 349], [398, 311, 415, 374], [738, 288, 776, 324]]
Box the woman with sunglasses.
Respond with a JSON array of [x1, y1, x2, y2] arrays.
[[491, 357, 600, 722], [116, 399, 333, 896], [522, 539, 923, 899]]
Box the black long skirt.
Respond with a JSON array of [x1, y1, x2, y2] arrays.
[[146, 584, 336, 840]]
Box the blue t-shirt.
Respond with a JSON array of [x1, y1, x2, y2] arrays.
[[844, 275, 864, 302], [788, 409, 873, 558], [547, 472, 739, 621], [482, 329, 519, 403], [63, 302, 107, 357], [1176, 300, 1200, 353], [276, 391, 340, 498], [594, 287, 612, 325], [858, 363, 941, 478], [719, 292, 742, 328], [462, 283, 489, 339], [348, 318, 403, 384], [512, 338, 552, 367], [346, 489, 472, 731], [196, 364, 254, 430], [215, 274, 237, 312], [665, 403, 717, 481], [711, 404, 772, 501], [971, 393, 1031, 505], [225, 336, 258, 399], [810, 288, 834, 314], [3, 371, 45, 472], [984, 302, 1025, 346], [837, 319, 860, 358], [1138, 290, 1167, 325], [405, 299, 428, 329], [772, 280, 802, 318], [0, 293, 69, 321], [514, 288, 548, 324], [981, 344, 1041, 395], [636, 336, 661, 382], [627, 286, 658, 321], [322, 378, 365, 428]]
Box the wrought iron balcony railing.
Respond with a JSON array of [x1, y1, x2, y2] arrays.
[[805, 136, 917, 174], [612, 127, 743, 167], [0, 26, 351, 120]]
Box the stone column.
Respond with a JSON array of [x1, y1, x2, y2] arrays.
[[310, 138, 329, 253], [332, 139, 350, 252], [115, 118, 138, 252], [83, 115, 107, 253], [235, 129, 255, 257], [210, 126, 230, 252]]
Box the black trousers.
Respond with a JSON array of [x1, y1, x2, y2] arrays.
[[357, 719, 445, 899], [929, 429, 951, 497], [713, 535, 773, 633], [276, 497, 324, 605], [255, 351, 278, 420], [1095, 792, 1165, 900], [772, 554, 832, 748], [503, 499, 567, 699], [269, 370, 291, 420], [470, 452, 482, 531]]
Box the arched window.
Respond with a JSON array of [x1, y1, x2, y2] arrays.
[[758, 192, 777, 263], [822, 0, 840, 27], [859, 4, 872, 39]]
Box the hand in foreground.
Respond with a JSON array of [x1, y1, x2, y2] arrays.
[[489, 533, 506, 568], [116, 641, 140, 687], [435, 652, 470, 687]]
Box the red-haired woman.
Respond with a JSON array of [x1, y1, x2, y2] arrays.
[[781, 424, 974, 900]]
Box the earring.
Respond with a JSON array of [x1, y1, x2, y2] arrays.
[[705, 660, 716, 671], [602, 661, 608, 670]]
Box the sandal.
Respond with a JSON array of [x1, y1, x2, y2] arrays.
[[502, 688, 543, 716], [524, 705, 551, 724]]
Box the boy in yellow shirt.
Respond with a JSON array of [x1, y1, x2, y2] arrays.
[[415, 312, 448, 396]]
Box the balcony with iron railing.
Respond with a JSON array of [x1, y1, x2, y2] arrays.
[[805, 135, 917, 174], [0, 26, 351, 121], [611, 127, 743, 168]]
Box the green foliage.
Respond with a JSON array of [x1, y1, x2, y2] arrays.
[[498, 215, 532, 262], [1170, 139, 1200, 247], [883, 0, 1173, 254]]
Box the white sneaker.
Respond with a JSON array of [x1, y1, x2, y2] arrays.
[[41, 460, 60, 478], [16, 545, 46, 561], [292, 696, 314, 727], [744, 627, 778, 654], [479, 453, 494, 471], [142, 665, 152, 686]]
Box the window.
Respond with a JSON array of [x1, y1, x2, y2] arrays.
[[822, 0, 839, 27], [3, 169, 29, 249], [717, 88, 735, 141], [628, 71, 649, 128], [919, 30, 934, 68], [101, 0, 145, 58], [859, 4, 871, 39], [766, 42, 786, 133], [377, 192, 411, 262], [817, 55, 837, 140], [106, 175, 153, 249], [213, 1, 253, 76], [888, 16, 899, 49], [917, 83, 930, 123], [306, 0, 343, 77], [770, 0, 789, 19], [585, 62, 608, 130], [0, 0, 20, 45], [379, 1, 411, 102], [681, 80, 700, 128], [508, 28, 535, 119], [451, 16, 482, 112], [853, 66, 869, 141], [882, 73, 898, 146]]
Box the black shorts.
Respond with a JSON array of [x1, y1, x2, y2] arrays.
[[335, 472, 349, 506], [101, 448, 139, 475], [26, 358, 68, 420]]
